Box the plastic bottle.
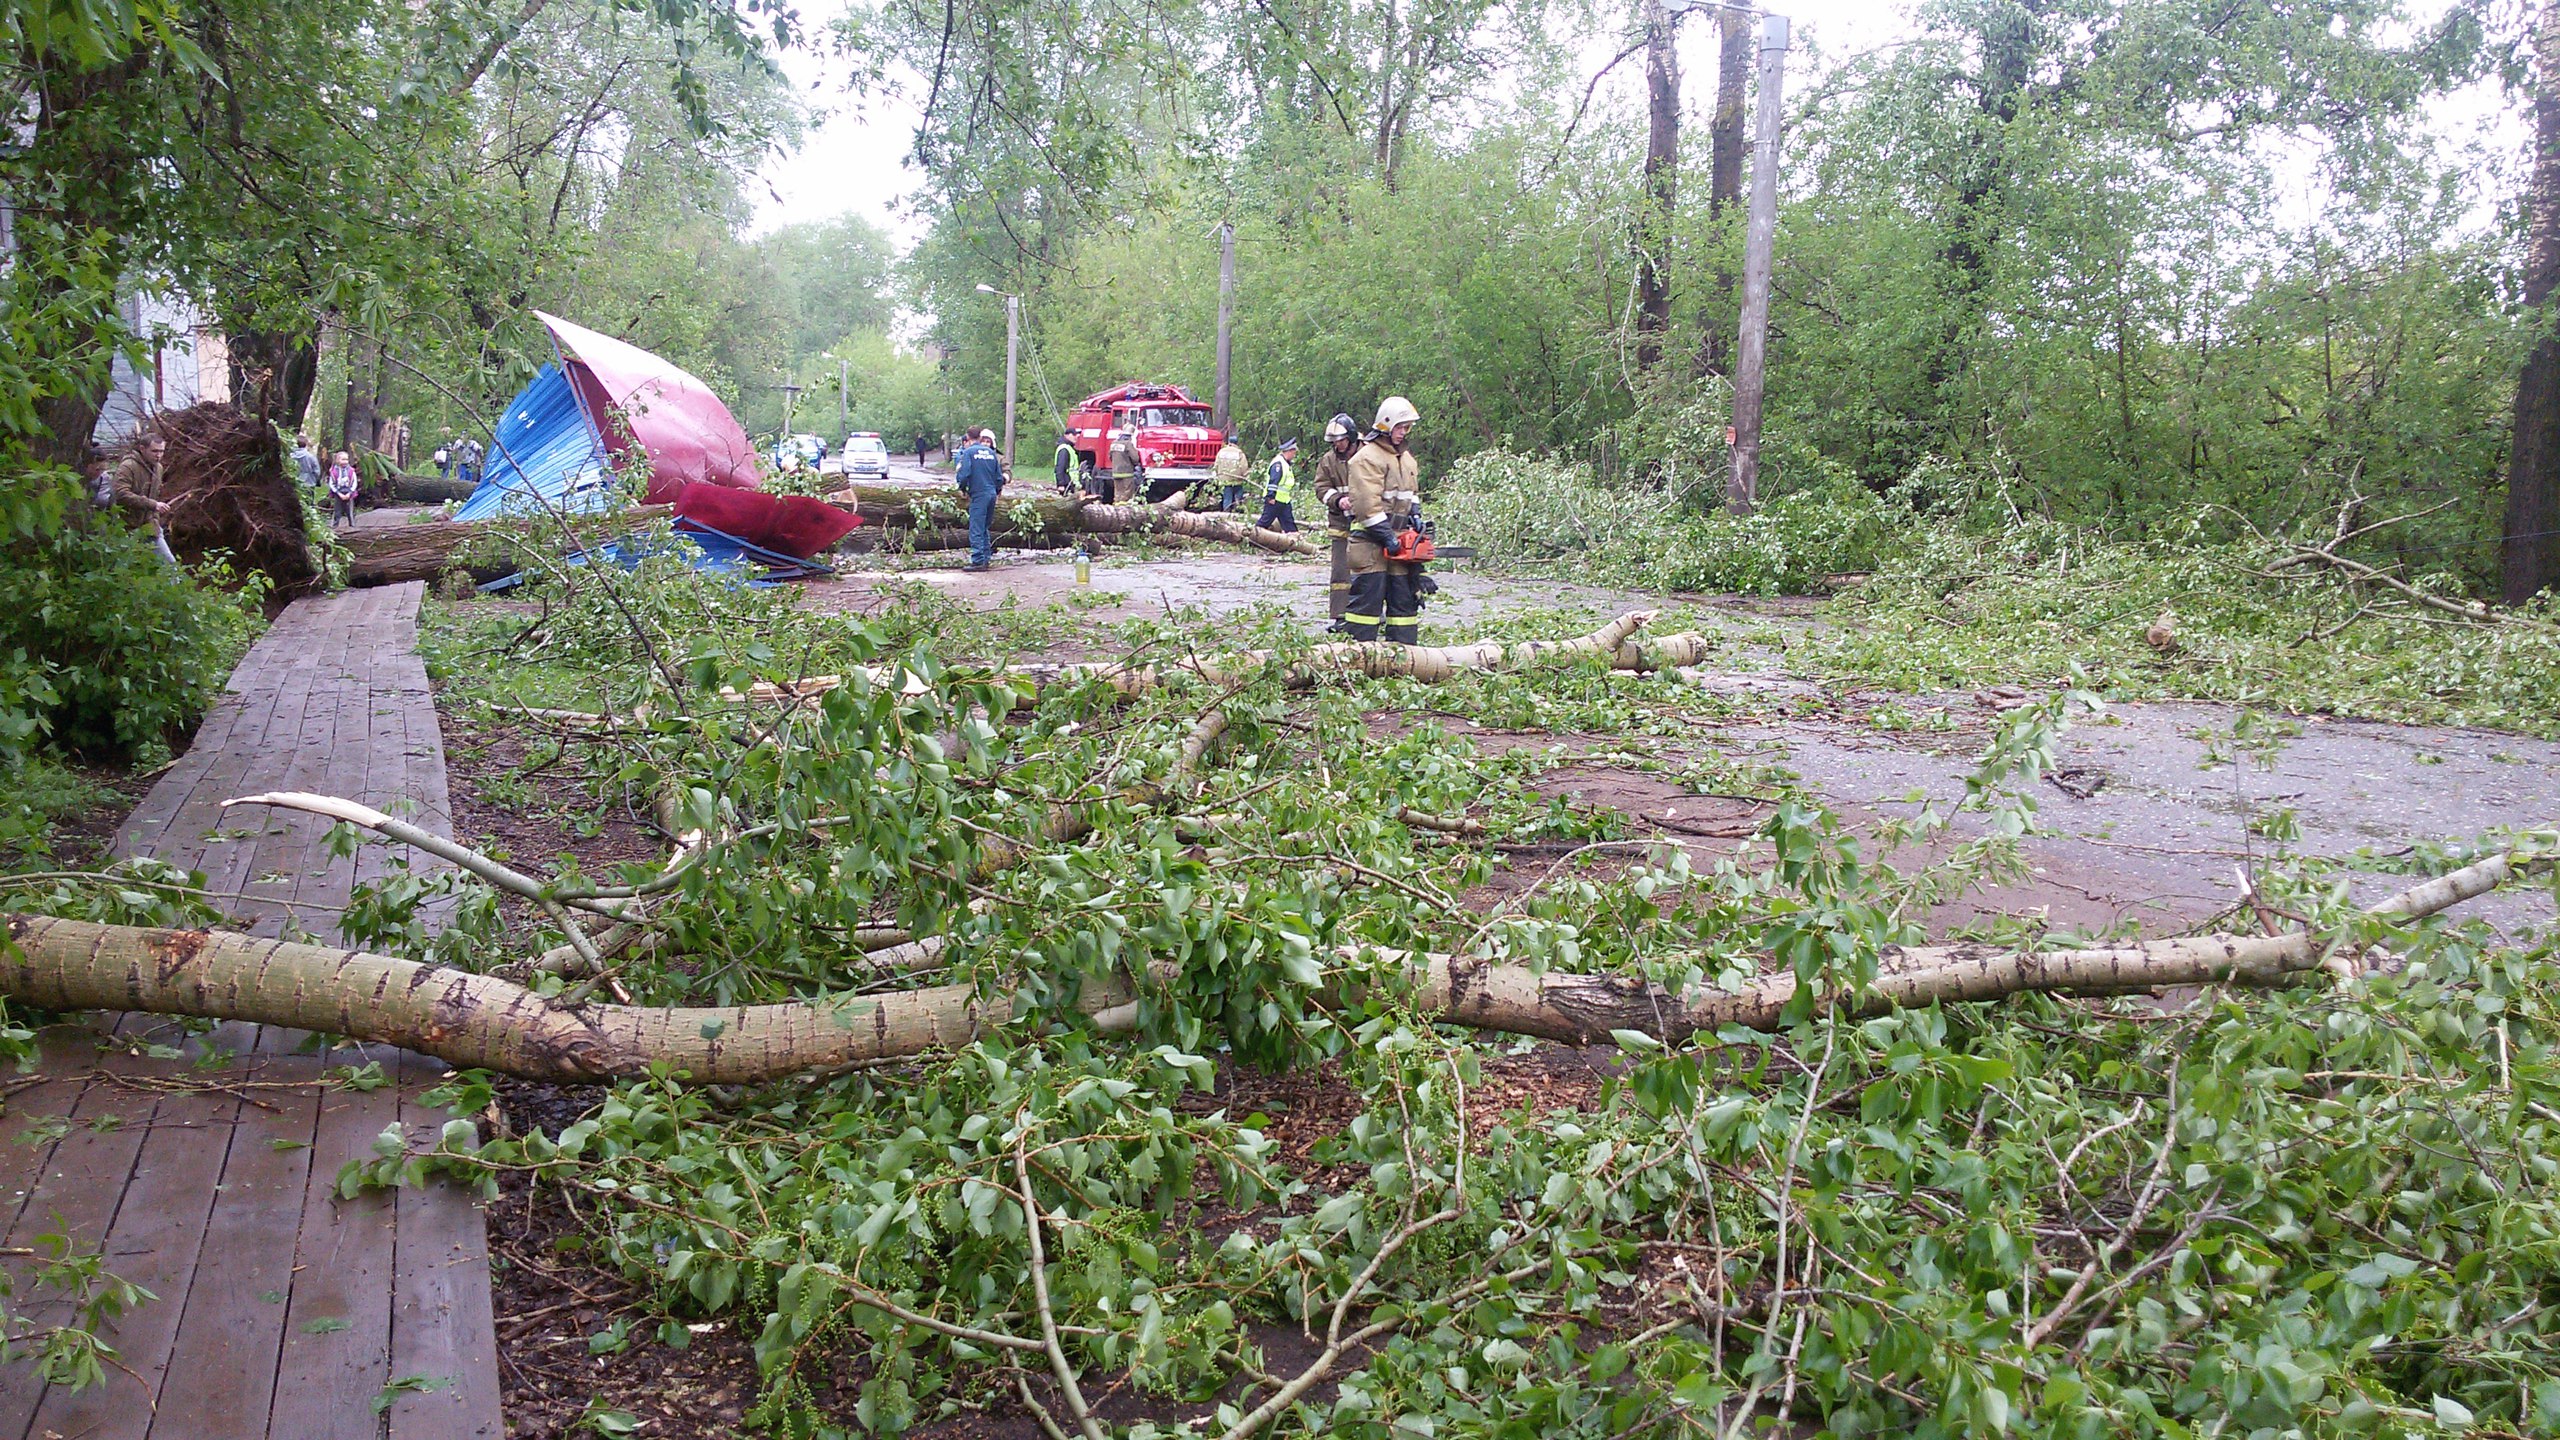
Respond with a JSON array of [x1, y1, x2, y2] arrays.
[[1074, 545, 1091, 585]]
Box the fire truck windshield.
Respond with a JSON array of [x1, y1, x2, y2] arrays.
[[1126, 407, 1210, 428]]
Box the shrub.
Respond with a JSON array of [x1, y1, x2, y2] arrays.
[[1813, 514, 2560, 734], [1432, 448, 1906, 595], [0, 513, 260, 756]]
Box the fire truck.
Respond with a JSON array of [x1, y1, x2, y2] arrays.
[[1063, 383, 1224, 501]]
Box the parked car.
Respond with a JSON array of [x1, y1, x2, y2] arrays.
[[842, 432, 891, 481], [774, 433, 826, 474]]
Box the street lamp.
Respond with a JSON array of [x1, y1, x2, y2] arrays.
[[977, 283, 1021, 478]]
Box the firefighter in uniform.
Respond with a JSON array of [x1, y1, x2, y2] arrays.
[[1111, 425, 1141, 504], [1212, 439, 1251, 512], [1314, 413, 1357, 629], [1343, 397, 1426, 645]]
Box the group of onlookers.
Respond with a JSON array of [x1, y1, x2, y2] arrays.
[[432, 437, 484, 488]]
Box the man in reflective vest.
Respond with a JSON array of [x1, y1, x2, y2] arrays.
[[1257, 439, 1301, 532]]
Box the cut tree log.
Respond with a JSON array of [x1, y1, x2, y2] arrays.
[[0, 849, 2523, 1084], [340, 487, 1314, 585], [388, 472, 478, 504], [342, 505, 674, 586]]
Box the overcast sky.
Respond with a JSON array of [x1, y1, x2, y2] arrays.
[[747, 0, 2522, 250]]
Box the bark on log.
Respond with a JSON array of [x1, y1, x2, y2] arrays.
[[804, 487, 1319, 557], [388, 473, 478, 504], [342, 487, 1313, 586], [734, 613, 1702, 712], [0, 850, 2521, 1085], [342, 506, 674, 586], [0, 913, 1120, 1084], [1002, 608, 1663, 693], [1389, 848, 2523, 1044]]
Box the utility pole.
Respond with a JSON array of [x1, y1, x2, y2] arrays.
[[1212, 222, 1235, 431], [837, 355, 848, 436], [976, 283, 1023, 476], [1727, 10, 1787, 514], [772, 381, 804, 437], [1002, 294, 1020, 476]]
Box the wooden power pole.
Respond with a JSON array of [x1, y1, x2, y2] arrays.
[[1727, 10, 1787, 514]]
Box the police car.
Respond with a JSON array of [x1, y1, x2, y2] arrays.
[[842, 432, 891, 481]]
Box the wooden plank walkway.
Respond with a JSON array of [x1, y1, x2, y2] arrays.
[[0, 583, 503, 1439]]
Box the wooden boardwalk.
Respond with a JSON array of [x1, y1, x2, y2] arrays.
[[0, 583, 502, 1439]]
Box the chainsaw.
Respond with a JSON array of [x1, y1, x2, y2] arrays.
[[1384, 512, 1437, 564]]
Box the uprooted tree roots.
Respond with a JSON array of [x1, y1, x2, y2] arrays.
[[155, 402, 323, 597]]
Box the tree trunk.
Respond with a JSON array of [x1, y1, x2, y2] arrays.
[[1374, 0, 1400, 178], [21, 54, 154, 466], [340, 505, 672, 586], [2506, 0, 2560, 604], [726, 612, 1707, 711], [229, 329, 322, 431], [2, 850, 2512, 1085], [1695, 6, 1749, 379], [1634, 0, 1680, 374], [389, 472, 478, 504], [339, 490, 1318, 587], [1923, 0, 2042, 415], [341, 330, 381, 453], [1405, 848, 2517, 1042], [1001, 609, 1674, 695]]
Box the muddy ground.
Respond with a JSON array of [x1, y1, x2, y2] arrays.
[[809, 543, 2560, 939]]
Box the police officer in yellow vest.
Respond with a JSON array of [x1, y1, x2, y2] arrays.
[[1314, 414, 1357, 630], [1343, 396, 1426, 645]]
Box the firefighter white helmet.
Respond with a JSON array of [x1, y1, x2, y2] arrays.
[[1374, 396, 1420, 430]]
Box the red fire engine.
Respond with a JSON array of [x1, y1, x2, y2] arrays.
[[1063, 383, 1224, 500]]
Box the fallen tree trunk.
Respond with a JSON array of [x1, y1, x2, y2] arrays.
[[342, 505, 675, 586], [387, 473, 478, 504], [829, 484, 1315, 556], [342, 487, 1313, 585], [1391, 846, 2521, 1043], [0, 850, 2522, 1084], [730, 612, 1713, 710]]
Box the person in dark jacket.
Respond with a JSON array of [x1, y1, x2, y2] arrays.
[[1256, 439, 1302, 532], [1053, 435, 1078, 495], [955, 428, 1006, 571]]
